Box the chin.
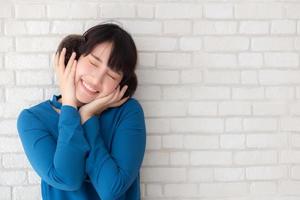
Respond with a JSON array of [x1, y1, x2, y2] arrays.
[[76, 92, 93, 105]]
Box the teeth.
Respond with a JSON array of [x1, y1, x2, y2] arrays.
[[82, 80, 98, 93]]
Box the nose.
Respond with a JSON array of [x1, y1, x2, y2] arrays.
[[91, 67, 108, 90]]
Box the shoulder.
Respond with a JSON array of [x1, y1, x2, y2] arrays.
[[118, 97, 145, 116], [17, 101, 49, 130]]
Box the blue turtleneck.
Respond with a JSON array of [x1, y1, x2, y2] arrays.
[[16, 94, 146, 200]]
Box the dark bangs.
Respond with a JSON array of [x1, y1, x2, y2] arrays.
[[79, 23, 137, 83]]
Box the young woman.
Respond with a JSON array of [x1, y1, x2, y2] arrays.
[[16, 22, 146, 200]]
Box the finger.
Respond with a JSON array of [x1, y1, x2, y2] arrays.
[[53, 52, 58, 73], [54, 52, 58, 69], [58, 48, 66, 74], [110, 96, 129, 108], [111, 85, 120, 101], [119, 85, 128, 99], [70, 60, 77, 78], [65, 52, 76, 75]]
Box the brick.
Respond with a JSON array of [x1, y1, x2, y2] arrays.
[[271, 20, 296, 34], [141, 101, 185, 117], [13, 186, 41, 200], [188, 102, 218, 116], [191, 151, 232, 165], [134, 85, 161, 100], [238, 53, 263, 67], [0, 4, 12, 18], [246, 166, 288, 180], [239, 21, 269, 34], [264, 52, 298, 67], [214, 167, 244, 181], [0, 37, 14, 52], [16, 70, 52, 86], [157, 53, 191, 68], [16, 37, 60, 52], [164, 20, 192, 35], [145, 118, 169, 134], [15, 4, 45, 19], [198, 182, 248, 197], [136, 69, 179, 84], [134, 36, 177, 51], [162, 86, 191, 100], [219, 101, 251, 116], [143, 151, 169, 166], [220, 134, 245, 149], [155, 3, 202, 19], [164, 184, 197, 197], [47, 3, 97, 19], [191, 85, 229, 101], [170, 152, 189, 166], [170, 118, 224, 133], [188, 168, 213, 182], [181, 69, 203, 84], [243, 118, 277, 131], [145, 136, 161, 150], [121, 20, 161, 35], [184, 135, 218, 149], [137, 4, 154, 18], [194, 53, 237, 68], [162, 135, 183, 148], [194, 20, 237, 35], [252, 102, 287, 116], [235, 3, 283, 19], [0, 171, 26, 185], [234, 151, 277, 165], [5, 53, 49, 69], [204, 36, 249, 51], [204, 3, 233, 19], [101, 3, 135, 18], [232, 88, 264, 100], [205, 70, 240, 84], [6, 87, 43, 102], [0, 137, 24, 153], [51, 21, 83, 34], [179, 37, 202, 51], [2, 154, 31, 169], [141, 167, 186, 182], [252, 37, 293, 51]]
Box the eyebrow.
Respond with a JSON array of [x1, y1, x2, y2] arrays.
[[91, 53, 103, 63], [90, 53, 122, 77]]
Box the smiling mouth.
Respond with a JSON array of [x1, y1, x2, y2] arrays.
[[81, 79, 99, 94]]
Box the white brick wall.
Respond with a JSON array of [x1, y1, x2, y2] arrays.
[[2, 0, 300, 199]]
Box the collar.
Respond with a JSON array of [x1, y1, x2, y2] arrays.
[[50, 94, 62, 110]]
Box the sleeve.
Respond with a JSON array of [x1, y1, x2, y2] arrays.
[[16, 105, 91, 191], [82, 101, 146, 200]]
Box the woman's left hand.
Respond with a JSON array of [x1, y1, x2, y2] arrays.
[[79, 84, 129, 121]]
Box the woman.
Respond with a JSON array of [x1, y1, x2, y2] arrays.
[[16, 22, 146, 200]]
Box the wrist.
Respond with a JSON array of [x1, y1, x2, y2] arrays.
[[79, 111, 92, 124], [62, 102, 77, 109]]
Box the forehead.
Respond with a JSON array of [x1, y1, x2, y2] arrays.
[[90, 42, 113, 58], [89, 42, 123, 77]]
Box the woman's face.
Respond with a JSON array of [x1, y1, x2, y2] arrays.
[[74, 41, 123, 106]]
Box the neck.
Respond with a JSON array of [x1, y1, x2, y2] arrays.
[[57, 96, 84, 108]]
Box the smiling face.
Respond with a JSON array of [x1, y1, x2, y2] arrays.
[[73, 41, 123, 106]]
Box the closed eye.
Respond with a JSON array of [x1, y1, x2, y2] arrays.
[[90, 60, 116, 80]]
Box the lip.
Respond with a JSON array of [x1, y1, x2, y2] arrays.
[[81, 79, 99, 95]]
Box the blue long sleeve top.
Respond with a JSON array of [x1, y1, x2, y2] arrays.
[[16, 94, 146, 200]]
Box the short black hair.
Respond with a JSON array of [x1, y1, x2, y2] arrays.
[[56, 22, 138, 98]]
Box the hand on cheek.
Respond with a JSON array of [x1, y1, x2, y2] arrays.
[[78, 84, 129, 118], [54, 47, 78, 108]]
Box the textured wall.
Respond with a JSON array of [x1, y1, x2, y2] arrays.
[[1, 0, 300, 199]]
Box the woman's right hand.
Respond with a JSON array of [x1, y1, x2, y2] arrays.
[[54, 47, 78, 108]]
